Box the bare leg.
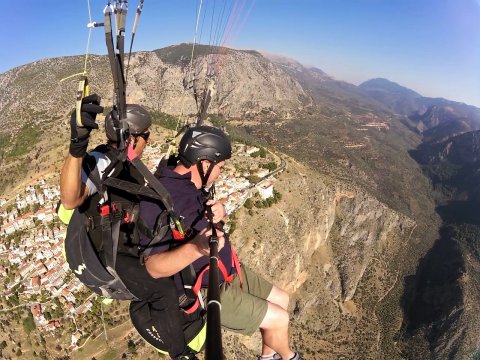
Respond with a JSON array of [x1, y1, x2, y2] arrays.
[[260, 286, 294, 359], [267, 285, 289, 310], [260, 302, 295, 359]]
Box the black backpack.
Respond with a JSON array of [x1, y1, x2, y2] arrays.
[[63, 145, 176, 300]]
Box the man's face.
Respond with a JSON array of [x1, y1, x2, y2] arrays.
[[131, 129, 150, 157], [203, 160, 225, 186]]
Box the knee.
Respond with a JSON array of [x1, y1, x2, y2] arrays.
[[268, 286, 290, 310], [278, 289, 290, 310], [260, 302, 290, 330], [277, 306, 290, 328]]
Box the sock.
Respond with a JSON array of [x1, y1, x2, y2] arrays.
[[260, 353, 278, 360]]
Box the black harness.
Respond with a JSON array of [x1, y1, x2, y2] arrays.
[[64, 145, 178, 300]]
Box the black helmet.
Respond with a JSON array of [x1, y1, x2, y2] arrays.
[[178, 126, 232, 167], [105, 104, 152, 142]]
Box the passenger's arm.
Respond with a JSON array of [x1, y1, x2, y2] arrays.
[[145, 229, 225, 278], [60, 154, 90, 209]]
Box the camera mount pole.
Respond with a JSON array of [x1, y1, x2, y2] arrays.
[[205, 206, 223, 360]]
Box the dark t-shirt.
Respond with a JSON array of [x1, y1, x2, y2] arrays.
[[139, 166, 235, 286]]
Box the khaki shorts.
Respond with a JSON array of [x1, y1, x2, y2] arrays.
[[216, 265, 273, 335]]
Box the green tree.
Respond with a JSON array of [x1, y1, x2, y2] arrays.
[[259, 147, 267, 158], [228, 221, 237, 234], [261, 162, 277, 171], [127, 339, 136, 353], [23, 312, 36, 334], [254, 200, 264, 208], [273, 189, 282, 201], [248, 175, 261, 184]]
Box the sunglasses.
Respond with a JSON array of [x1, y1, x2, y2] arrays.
[[136, 131, 150, 141]]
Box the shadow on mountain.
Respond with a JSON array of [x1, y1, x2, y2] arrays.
[[401, 226, 465, 337], [399, 194, 479, 357], [436, 200, 480, 225]]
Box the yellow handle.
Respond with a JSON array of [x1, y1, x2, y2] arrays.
[[75, 76, 90, 126]]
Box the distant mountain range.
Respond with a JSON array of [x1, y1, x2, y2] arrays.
[[359, 78, 480, 143]]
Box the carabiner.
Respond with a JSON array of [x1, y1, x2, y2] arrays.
[[103, 2, 114, 14]]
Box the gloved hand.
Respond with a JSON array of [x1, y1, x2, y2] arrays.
[[69, 94, 103, 157]]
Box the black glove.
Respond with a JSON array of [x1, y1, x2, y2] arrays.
[[69, 94, 103, 157]]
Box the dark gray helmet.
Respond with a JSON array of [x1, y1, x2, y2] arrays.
[[105, 104, 152, 142], [178, 126, 232, 167]]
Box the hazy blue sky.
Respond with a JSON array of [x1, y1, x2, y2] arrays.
[[2, 0, 480, 106]]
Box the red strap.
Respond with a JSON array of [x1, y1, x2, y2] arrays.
[[218, 260, 232, 283], [183, 265, 209, 314], [183, 298, 200, 314], [231, 246, 243, 288], [183, 246, 243, 314]]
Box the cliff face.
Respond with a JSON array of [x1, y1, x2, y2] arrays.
[[0, 48, 311, 131], [121, 49, 311, 118], [227, 157, 417, 359]]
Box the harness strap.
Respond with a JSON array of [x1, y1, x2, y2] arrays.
[[82, 154, 103, 195], [83, 147, 126, 272], [127, 145, 175, 213], [183, 244, 242, 315], [231, 247, 243, 287], [100, 203, 122, 270], [126, 145, 185, 237], [126, 0, 144, 81], [180, 265, 198, 306], [104, 7, 118, 106], [195, 88, 212, 126], [183, 266, 209, 315], [103, 177, 167, 201], [196, 162, 216, 189], [137, 212, 171, 263]]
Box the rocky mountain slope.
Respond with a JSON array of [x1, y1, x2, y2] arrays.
[[360, 80, 480, 338], [1, 44, 479, 359], [229, 157, 420, 359]]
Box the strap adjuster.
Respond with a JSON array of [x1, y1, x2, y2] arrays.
[[99, 204, 111, 217]]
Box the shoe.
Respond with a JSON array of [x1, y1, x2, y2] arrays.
[[257, 353, 281, 360], [258, 352, 303, 360], [290, 352, 303, 360]]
